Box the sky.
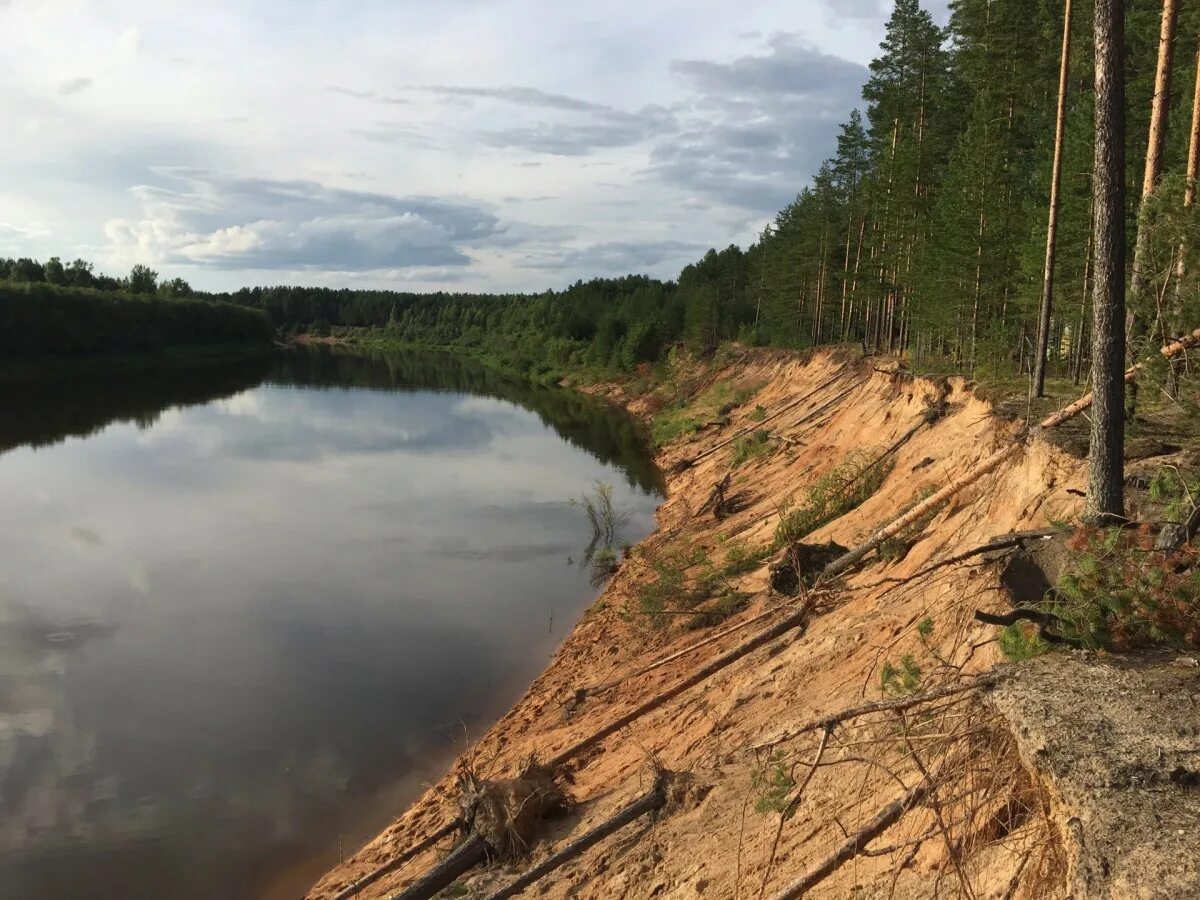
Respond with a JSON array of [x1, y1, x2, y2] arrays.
[[0, 0, 949, 294]]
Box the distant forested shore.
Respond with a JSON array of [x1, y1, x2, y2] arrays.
[[0, 261, 273, 367]]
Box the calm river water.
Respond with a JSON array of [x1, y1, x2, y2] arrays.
[[0, 347, 662, 899]]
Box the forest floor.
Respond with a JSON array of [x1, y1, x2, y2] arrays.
[[306, 345, 1199, 900]]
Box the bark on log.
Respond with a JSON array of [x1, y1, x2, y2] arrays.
[[485, 786, 666, 899], [333, 822, 460, 900], [387, 835, 487, 900], [768, 775, 935, 899]]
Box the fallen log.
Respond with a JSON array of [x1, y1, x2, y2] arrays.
[[547, 599, 813, 768], [768, 774, 935, 899], [821, 326, 1200, 582], [585, 604, 784, 696], [387, 835, 487, 900], [973, 608, 1079, 646], [868, 528, 1060, 587], [680, 369, 852, 468], [751, 675, 1001, 753], [485, 782, 667, 899], [332, 822, 459, 900]]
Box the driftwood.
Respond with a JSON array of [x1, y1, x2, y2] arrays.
[[822, 326, 1200, 582], [752, 675, 1001, 753], [485, 781, 668, 899], [768, 775, 935, 899]]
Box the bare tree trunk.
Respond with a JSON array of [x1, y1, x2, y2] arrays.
[[1173, 39, 1200, 311], [1034, 0, 1074, 397], [1087, 0, 1127, 522], [1073, 221, 1094, 385], [1126, 0, 1179, 421], [1130, 0, 1180, 305]]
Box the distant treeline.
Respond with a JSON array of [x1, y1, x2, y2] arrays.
[[0, 281, 273, 358]]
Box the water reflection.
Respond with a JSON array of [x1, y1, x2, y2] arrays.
[[0, 348, 661, 899]]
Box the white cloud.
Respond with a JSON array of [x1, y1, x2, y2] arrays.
[[0, 0, 899, 291]]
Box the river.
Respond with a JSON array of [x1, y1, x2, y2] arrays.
[[0, 346, 662, 899]]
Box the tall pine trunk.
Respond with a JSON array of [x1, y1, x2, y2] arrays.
[[1173, 39, 1200, 312], [1033, 0, 1074, 397], [1087, 0, 1127, 522], [1126, 0, 1179, 413]]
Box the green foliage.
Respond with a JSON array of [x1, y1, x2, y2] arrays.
[[752, 755, 796, 816], [0, 281, 273, 357], [1052, 526, 1200, 650], [652, 405, 703, 447], [774, 452, 892, 547], [720, 539, 770, 576], [880, 655, 922, 696], [1148, 468, 1200, 523], [632, 543, 743, 626], [730, 429, 771, 467], [749, 404, 768, 422], [998, 623, 1050, 661]]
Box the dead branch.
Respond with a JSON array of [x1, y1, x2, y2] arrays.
[[769, 773, 935, 899], [752, 675, 1001, 752], [821, 326, 1200, 582], [973, 608, 1080, 646], [548, 598, 813, 769], [682, 370, 850, 468], [585, 604, 784, 696], [758, 725, 833, 899], [867, 529, 1060, 587], [485, 782, 667, 899]]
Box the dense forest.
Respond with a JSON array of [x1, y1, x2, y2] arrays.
[[4, 0, 1197, 388], [0, 281, 272, 358], [215, 0, 1200, 384]]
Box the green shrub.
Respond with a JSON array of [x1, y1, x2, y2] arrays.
[[1052, 525, 1200, 650], [774, 451, 892, 547], [721, 539, 770, 576], [752, 755, 796, 816], [998, 623, 1050, 661], [730, 429, 772, 467]]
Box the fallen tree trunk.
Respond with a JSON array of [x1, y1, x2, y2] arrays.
[[388, 835, 487, 900], [333, 822, 459, 900], [485, 784, 667, 899], [547, 600, 812, 768], [822, 327, 1200, 581], [586, 604, 783, 696], [769, 775, 935, 899], [681, 370, 850, 468]]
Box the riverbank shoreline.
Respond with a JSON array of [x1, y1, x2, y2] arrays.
[[302, 341, 1200, 900], [304, 346, 1087, 899]]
